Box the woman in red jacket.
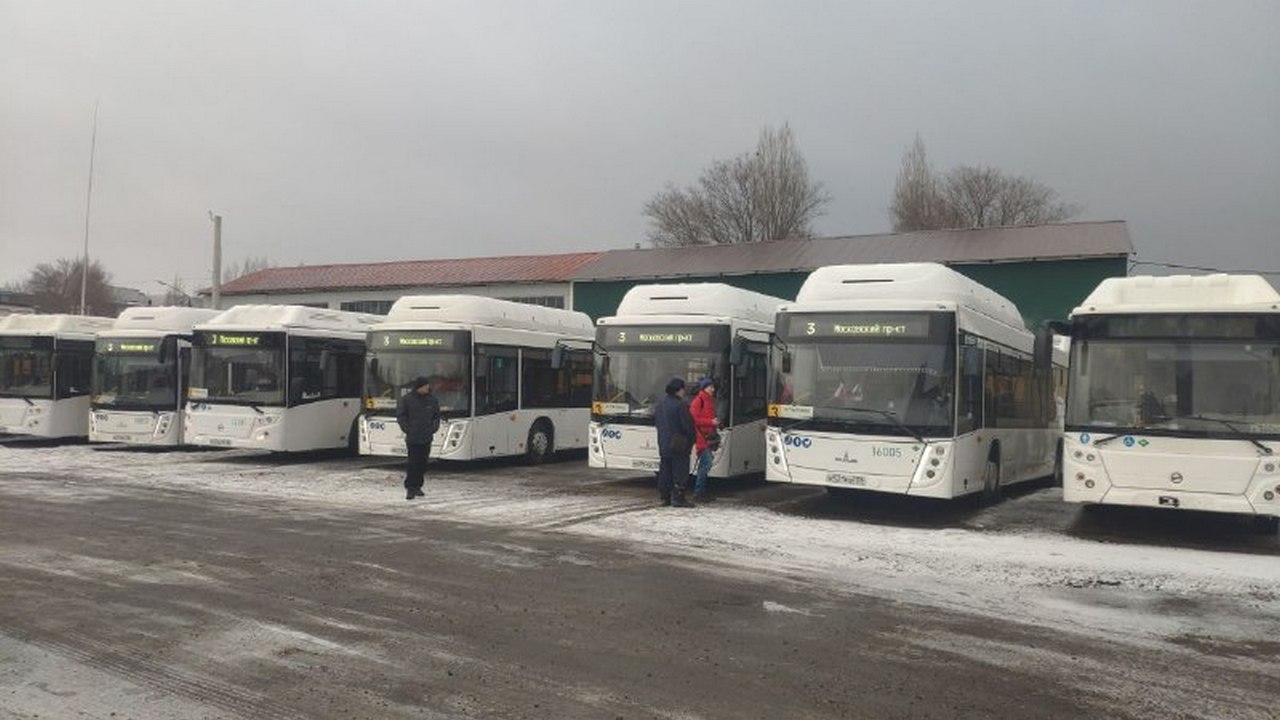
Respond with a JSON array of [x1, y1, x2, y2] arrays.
[[689, 377, 719, 499]]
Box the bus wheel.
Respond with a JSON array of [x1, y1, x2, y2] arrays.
[[1251, 515, 1279, 535], [526, 420, 553, 465], [346, 418, 360, 455], [980, 450, 1002, 505]]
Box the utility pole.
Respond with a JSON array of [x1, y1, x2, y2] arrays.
[[210, 212, 222, 310], [80, 101, 99, 315]]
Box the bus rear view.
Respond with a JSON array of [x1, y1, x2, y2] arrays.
[[1061, 274, 1280, 533]]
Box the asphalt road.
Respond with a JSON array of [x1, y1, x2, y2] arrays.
[[0, 441, 1276, 719]]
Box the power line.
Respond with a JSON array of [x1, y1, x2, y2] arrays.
[[1129, 260, 1280, 276]]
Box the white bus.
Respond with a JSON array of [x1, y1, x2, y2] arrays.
[[765, 263, 1063, 500], [590, 283, 784, 478], [89, 307, 221, 446], [185, 305, 377, 452], [0, 313, 116, 438], [1057, 274, 1280, 533], [360, 295, 595, 462]]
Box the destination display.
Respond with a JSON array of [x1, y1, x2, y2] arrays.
[[369, 330, 468, 351], [1080, 314, 1280, 340], [96, 337, 160, 354], [596, 325, 718, 350], [781, 313, 937, 341], [196, 331, 284, 348]]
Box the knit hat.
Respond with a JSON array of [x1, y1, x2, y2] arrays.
[[410, 376, 431, 390], [697, 377, 714, 390], [664, 377, 686, 395]]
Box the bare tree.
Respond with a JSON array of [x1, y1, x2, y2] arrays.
[[891, 136, 1079, 231], [21, 258, 115, 315], [890, 134, 948, 232], [223, 256, 273, 282], [644, 124, 829, 247]]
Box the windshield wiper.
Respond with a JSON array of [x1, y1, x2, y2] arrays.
[[1091, 433, 1127, 447], [1175, 414, 1273, 455], [777, 416, 817, 433], [1090, 416, 1274, 455], [845, 406, 928, 446], [21, 397, 34, 406], [248, 403, 265, 415]]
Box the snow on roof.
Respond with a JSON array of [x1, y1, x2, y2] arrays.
[[109, 306, 222, 333], [378, 294, 594, 335], [196, 305, 379, 333], [1073, 274, 1280, 316], [790, 262, 1025, 329], [610, 283, 785, 324], [0, 313, 116, 337]]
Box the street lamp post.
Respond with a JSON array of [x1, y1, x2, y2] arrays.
[[154, 280, 193, 307], [209, 212, 222, 310]]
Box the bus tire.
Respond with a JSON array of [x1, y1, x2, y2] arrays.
[[526, 420, 553, 465], [346, 417, 360, 455], [1053, 440, 1064, 487], [1251, 515, 1279, 535], [980, 446, 1002, 505]]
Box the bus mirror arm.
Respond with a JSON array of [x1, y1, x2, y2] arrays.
[[1033, 320, 1069, 371]]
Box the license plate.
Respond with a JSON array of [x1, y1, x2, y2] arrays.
[[112, 435, 131, 442], [826, 472, 866, 487], [208, 438, 233, 447], [633, 459, 660, 470]]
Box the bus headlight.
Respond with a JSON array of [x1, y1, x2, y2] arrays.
[[255, 414, 279, 426], [154, 413, 173, 436]]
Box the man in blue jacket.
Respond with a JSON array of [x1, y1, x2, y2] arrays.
[[396, 376, 441, 500], [654, 376, 696, 508]]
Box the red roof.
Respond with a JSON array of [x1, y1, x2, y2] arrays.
[[220, 252, 603, 295]]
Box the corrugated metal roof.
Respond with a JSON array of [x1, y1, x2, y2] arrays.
[[215, 222, 1131, 295], [572, 221, 1133, 281], [220, 252, 603, 295]]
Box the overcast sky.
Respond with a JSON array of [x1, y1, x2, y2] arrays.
[[2, 0, 1277, 294]]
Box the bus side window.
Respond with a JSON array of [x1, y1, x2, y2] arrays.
[[476, 345, 518, 414], [957, 342, 983, 433], [732, 343, 769, 424], [567, 350, 593, 407], [56, 343, 95, 398]]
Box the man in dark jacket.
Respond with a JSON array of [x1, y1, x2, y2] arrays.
[[654, 377, 696, 508], [396, 376, 441, 500]]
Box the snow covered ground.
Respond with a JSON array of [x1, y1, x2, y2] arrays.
[[3, 443, 1278, 658]]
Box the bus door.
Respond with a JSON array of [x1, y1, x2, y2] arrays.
[[474, 345, 519, 456]]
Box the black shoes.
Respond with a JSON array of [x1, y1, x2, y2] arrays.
[[694, 493, 716, 503], [406, 488, 425, 500], [670, 498, 695, 508]]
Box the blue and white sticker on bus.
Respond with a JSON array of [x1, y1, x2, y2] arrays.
[[784, 435, 813, 448], [602, 428, 623, 440]]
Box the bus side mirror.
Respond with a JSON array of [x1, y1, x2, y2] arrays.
[[1033, 321, 1069, 371], [550, 345, 565, 370], [320, 350, 331, 368], [781, 351, 792, 374], [729, 337, 745, 367], [368, 357, 379, 375], [158, 337, 171, 364]]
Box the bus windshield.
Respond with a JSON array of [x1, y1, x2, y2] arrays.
[[772, 312, 956, 437], [93, 338, 176, 410], [190, 332, 286, 406], [0, 338, 54, 399], [365, 330, 471, 417], [593, 324, 728, 422], [1067, 316, 1280, 438]]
